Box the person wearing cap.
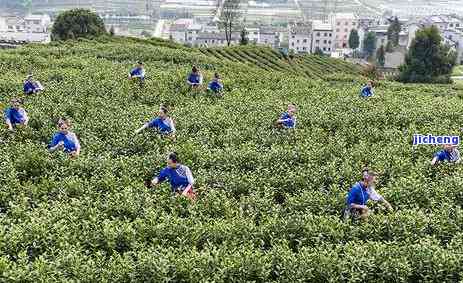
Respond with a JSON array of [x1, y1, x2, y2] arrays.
[[4, 98, 29, 131], [276, 104, 297, 129], [148, 152, 196, 200], [360, 81, 374, 97], [48, 118, 81, 158], [431, 144, 460, 165], [187, 66, 203, 89], [207, 72, 224, 95], [24, 74, 44, 95], [135, 105, 176, 138], [129, 61, 146, 81], [343, 169, 393, 220]]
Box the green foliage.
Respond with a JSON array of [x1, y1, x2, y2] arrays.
[[219, 0, 242, 46], [348, 29, 360, 50], [0, 37, 463, 281], [387, 17, 402, 47], [199, 45, 360, 79], [363, 32, 377, 59], [140, 30, 152, 38], [399, 26, 457, 84], [376, 45, 386, 67], [240, 29, 249, 45], [51, 9, 107, 41], [109, 26, 115, 37], [386, 41, 394, 53]]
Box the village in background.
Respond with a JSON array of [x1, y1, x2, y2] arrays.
[[1, 0, 463, 69]]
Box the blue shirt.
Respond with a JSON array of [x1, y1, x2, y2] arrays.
[[346, 182, 369, 207], [48, 132, 80, 153], [187, 73, 202, 84], [148, 117, 175, 134], [361, 86, 373, 97], [280, 112, 296, 129], [24, 81, 36, 94], [4, 107, 27, 125], [434, 150, 451, 162], [157, 165, 194, 192], [130, 67, 145, 78], [208, 80, 223, 92]]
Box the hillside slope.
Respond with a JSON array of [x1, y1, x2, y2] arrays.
[[199, 46, 360, 79], [1, 37, 463, 281]]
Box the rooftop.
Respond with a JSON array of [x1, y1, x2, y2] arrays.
[[312, 20, 332, 31]]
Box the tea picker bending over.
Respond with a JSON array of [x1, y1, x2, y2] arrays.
[[48, 118, 81, 158], [343, 169, 393, 220], [207, 73, 224, 95], [275, 104, 297, 129], [360, 80, 374, 98], [187, 66, 203, 89], [4, 98, 29, 131], [134, 105, 176, 138], [128, 61, 146, 82], [431, 144, 460, 166], [148, 152, 196, 200], [24, 74, 44, 95]]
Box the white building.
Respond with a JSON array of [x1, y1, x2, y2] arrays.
[[311, 20, 334, 54], [0, 15, 50, 43], [169, 23, 188, 43], [24, 14, 51, 33], [289, 23, 311, 53], [443, 29, 463, 64], [329, 12, 358, 49], [258, 27, 280, 48], [422, 15, 462, 32], [186, 24, 202, 44], [368, 25, 389, 49], [246, 27, 260, 44], [0, 17, 6, 32]]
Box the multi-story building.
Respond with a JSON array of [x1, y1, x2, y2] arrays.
[[258, 27, 281, 48], [246, 27, 260, 44], [443, 29, 463, 64], [288, 23, 311, 53], [329, 12, 358, 49], [311, 20, 334, 54], [24, 14, 51, 33]]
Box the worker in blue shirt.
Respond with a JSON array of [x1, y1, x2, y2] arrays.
[[48, 118, 81, 158], [148, 152, 196, 200], [4, 98, 29, 131], [207, 73, 224, 95], [128, 61, 146, 82], [135, 105, 176, 139], [276, 104, 297, 129], [24, 74, 44, 95], [343, 170, 392, 220], [431, 144, 460, 165], [360, 81, 374, 97], [187, 66, 203, 89]]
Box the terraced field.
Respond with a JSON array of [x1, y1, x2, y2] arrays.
[[200, 46, 360, 79]]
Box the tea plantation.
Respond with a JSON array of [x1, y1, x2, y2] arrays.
[[1, 36, 463, 282]]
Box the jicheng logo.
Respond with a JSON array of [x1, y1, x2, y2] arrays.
[[413, 134, 460, 145]]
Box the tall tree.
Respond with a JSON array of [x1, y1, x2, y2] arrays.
[[218, 0, 242, 46], [399, 26, 457, 83], [240, 28, 249, 45], [51, 9, 107, 41], [376, 45, 385, 67], [348, 29, 360, 50], [363, 31, 377, 59], [387, 16, 402, 47]]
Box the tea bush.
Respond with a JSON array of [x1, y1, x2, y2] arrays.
[[1, 37, 463, 281]]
